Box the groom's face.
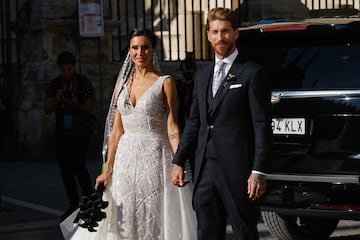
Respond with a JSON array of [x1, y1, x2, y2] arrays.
[[207, 19, 239, 60]]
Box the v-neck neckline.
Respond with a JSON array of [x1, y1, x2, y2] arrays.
[[126, 76, 161, 108]]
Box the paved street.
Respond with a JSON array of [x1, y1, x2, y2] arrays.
[[1, 160, 360, 239]]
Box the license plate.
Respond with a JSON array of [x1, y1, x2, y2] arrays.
[[272, 118, 305, 135]]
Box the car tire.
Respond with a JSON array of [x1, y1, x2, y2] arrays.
[[261, 211, 339, 240]]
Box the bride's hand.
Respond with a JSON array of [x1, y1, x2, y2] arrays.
[[95, 172, 112, 189], [172, 164, 188, 187]]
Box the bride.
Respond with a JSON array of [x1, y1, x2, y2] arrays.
[[69, 28, 196, 239]]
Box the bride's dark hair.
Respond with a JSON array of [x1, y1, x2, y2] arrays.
[[129, 28, 158, 48]]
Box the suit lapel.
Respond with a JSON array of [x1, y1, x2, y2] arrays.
[[208, 55, 246, 117], [199, 64, 213, 118]]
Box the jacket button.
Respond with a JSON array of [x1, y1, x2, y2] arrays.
[[209, 125, 214, 129]]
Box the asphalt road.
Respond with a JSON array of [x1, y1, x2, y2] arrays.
[[1, 160, 360, 240]]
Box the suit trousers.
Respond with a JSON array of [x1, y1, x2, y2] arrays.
[[194, 158, 259, 240]]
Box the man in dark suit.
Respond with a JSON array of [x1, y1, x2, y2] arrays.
[[44, 51, 96, 220], [172, 7, 272, 240]]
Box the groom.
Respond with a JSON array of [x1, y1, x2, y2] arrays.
[[172, 7, 272, 240]]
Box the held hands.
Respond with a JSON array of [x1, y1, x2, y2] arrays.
[[171, 164, 189, 187], [247, 172, 267, 201]]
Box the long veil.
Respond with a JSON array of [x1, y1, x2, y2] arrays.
[[101, 52, 160, 165]]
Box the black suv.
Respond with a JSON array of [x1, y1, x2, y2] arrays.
[[237, 18, 360, 239]]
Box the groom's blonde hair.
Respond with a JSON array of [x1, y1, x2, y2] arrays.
[[206, 7, 238, 30]]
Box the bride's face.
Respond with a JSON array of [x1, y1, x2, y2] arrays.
[[129, 36, 154, 68]]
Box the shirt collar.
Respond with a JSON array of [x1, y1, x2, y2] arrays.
[[215, 49, 238, 66]]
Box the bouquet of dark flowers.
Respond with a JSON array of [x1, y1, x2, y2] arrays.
[[74, 183, 108, 232]]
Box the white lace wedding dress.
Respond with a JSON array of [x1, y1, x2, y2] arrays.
[[70, 75, 197, 240]]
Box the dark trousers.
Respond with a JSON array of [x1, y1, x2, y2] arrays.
[[194, 158, 259, 240], [56, 134, 93, 207]]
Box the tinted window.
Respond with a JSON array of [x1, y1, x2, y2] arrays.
[[238, 30, 360, 90]]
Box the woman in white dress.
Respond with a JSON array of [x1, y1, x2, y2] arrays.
[[69, 28, 196, 240]]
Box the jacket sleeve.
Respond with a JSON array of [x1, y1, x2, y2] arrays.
[[248, 66, 273, 173], [172, 74, 201, 167]]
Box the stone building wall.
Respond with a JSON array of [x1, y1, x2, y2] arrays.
[[17, 0, 121, 161]]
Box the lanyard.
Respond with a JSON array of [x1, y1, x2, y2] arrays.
[[63, 79, 74, 92]]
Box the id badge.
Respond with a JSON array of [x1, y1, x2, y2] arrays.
[[63, 114, 72, 129]]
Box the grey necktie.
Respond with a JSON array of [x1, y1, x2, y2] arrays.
[[212, 61, 226, 97]]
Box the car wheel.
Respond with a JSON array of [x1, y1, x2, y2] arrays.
[[261, 211, 339, 240]]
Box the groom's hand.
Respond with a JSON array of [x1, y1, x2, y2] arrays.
[[247, 173, 267, 201], [171, 164, 187, 187]]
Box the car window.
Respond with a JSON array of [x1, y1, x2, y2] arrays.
[[280, 42, 360, 90], [238, 31, 360, 90]]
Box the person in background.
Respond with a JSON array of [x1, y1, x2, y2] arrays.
[[172, 7, 272, 240], [44, 51, 96, 221]]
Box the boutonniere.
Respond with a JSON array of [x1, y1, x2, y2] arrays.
[[223, 73, 236, 87], [227, 74, 236, 81]]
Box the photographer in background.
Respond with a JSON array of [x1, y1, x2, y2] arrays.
[[44, 51, 95, 220]]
